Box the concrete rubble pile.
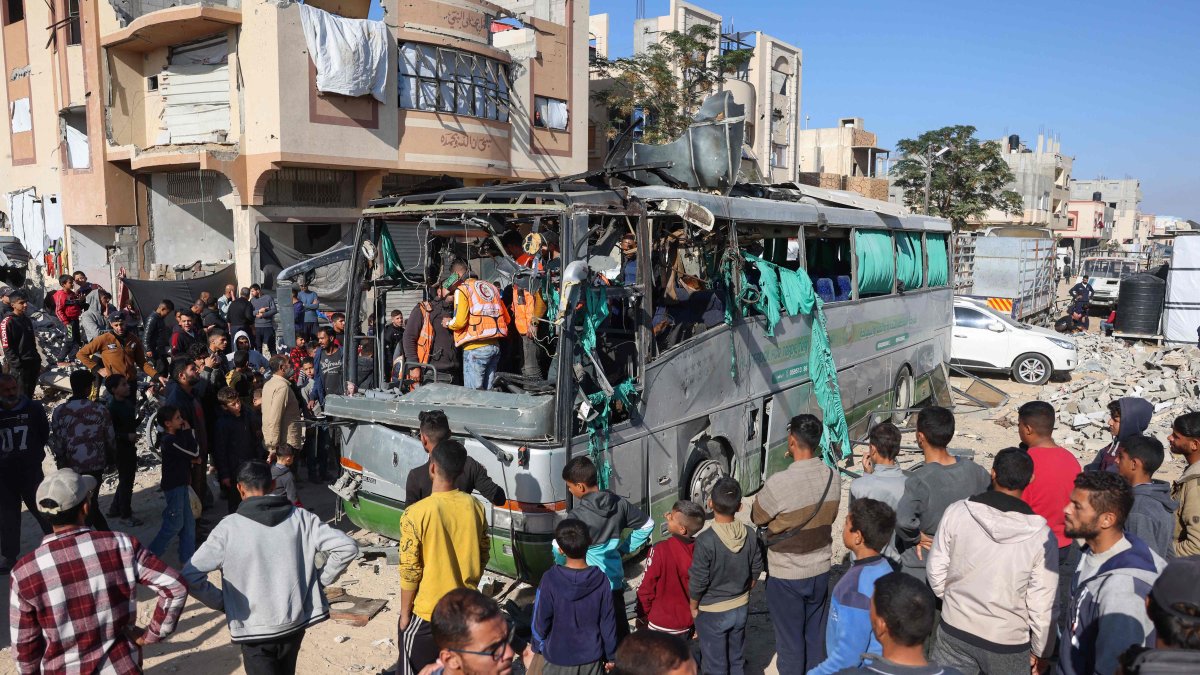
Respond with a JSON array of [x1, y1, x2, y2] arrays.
[[990, 332, 1200, 452]]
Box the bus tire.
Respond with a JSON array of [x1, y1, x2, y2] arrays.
[[891, 366, 915, 425], [1012, 353, 1052, 385], [681, 440, 729, 514]]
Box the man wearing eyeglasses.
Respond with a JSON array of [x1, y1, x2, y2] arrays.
[[427, 588, 515, 675]]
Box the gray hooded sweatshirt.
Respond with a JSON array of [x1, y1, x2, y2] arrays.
[[1127, 480, 1179, 560], [183, 495, 359, 642], [80, 288, 118, 343]]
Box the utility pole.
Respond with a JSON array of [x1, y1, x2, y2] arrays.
[[923, 144, 951, 215], [923, 143, 933, 215]]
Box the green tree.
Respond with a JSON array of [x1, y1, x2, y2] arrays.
[[891, 125, 1023, 228], [591, 25, 752, 145]]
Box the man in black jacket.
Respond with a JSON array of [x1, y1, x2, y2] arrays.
[[404, 409, 504, 506], [0, 372, 51, 573], [225, 288, 256, 340], [1, 293, 42, 399], [381, 310, 405, 382], [143, 299, 174, 375]]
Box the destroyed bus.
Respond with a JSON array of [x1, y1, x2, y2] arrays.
[[276, 94, 954, 581], [276, 180, 955, 581]]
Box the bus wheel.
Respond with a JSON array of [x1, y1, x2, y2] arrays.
[[891, 367, 915, 425], [683, 442, 728, 514], [1012, 353, 1052, 385]]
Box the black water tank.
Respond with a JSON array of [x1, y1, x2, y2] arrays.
[[1115, 273, 1166, 335], [1008, 134, 1020, 151], [1092, 191, 1103, 202]]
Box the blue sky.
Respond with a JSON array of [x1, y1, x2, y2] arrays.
[[600, 0, 1199, 219], [374, 0, 1196, 219]]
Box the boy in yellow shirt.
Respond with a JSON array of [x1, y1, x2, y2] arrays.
[[397, 439, 489, 675]]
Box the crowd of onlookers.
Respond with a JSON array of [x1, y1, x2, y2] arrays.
[[4, 270, 1200, 675], [389, 400, 1200, 675]]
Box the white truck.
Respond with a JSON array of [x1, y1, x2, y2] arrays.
[[953, 230, 1058, 325]]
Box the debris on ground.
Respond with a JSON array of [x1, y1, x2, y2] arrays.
[[987, 333, 1200, 446]]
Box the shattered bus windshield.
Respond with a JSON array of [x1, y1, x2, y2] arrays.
[[278, 182, 955, 581]]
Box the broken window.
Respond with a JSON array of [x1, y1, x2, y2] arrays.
[[60, 108, 89, 169], [4, 0, 23, 25], [398, 44, 509, 122], [805, 230, 853, 303], [66, 0, 79, 45], [771, 144, 787, 168], [533, 96, 568, 130], [10, 98, 31, 133]]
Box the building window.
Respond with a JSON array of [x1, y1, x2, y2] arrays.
[[4, 0, 23, 24], [263, 168, 356, 207], [772, 144, 787, 168], [166, 170, 222, 206], [66, 0, 80, 45], [533, 96, 568, 130], [398, 43, 509, 122]]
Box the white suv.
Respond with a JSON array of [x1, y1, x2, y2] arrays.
[[951, 298, 1077, 385]]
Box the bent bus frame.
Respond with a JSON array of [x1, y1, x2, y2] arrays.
[[278, 181, 955, 581]]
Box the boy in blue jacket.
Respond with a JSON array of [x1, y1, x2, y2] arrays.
[[531, 519, 617, 674], [808, 497, 896, 674], [558, 456, 654, 640]]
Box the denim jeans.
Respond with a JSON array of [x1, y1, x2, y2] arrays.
[[149, 486, 195, 565], [695, 605, 747, 675], [462, 343, 500, 390]]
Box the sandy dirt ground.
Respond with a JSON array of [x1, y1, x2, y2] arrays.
[[0, 311, 1188, 674]]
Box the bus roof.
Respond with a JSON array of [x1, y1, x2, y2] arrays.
[[364, 182, 951, 233]]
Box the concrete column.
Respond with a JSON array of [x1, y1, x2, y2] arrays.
[[233, 206, 259, 287]]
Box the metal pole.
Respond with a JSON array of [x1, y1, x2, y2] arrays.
[[923, 142, 933, 215]]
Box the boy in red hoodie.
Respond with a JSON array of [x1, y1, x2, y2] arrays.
[[53, 274, 85, 364], [636, 500, 705, 637]]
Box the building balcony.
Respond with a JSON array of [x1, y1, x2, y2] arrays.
[[102, 2, 241, 53]]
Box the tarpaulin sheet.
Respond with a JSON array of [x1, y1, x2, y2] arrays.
[[123, 265, 238, 317], [259, 230, 353, 304], [1164, 234, 1200, 345], [299, 3, 390, 103]]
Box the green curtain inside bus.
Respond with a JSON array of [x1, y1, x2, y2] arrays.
[[379, 226, 405, 277], [740, 253, 851, 465], [855, 230, 896, 295], [895, 232, 923, 290], [578, 286, 633, 490], [748, 257, 783, 336], [926, 234, 950, 287], [585, 379, 637, 490]]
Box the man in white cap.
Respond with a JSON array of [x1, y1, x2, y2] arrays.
[[8, 468, 188, 673]]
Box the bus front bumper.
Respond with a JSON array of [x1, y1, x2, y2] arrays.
[[341, 493, 556, 582]]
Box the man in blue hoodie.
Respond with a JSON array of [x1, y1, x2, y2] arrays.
[[0, 373, 51, 573], [559, 456, 654, 640], [1087, 397, 1154, 473], [1060, 471, 1167, 675]]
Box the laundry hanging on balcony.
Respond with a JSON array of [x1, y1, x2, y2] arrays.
[[299, 3, 390, 103]]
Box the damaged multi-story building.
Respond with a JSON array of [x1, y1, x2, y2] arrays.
[[0, 0, 587, 289]]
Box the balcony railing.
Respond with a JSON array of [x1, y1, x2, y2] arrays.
[[113, 0, 240, 25]]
